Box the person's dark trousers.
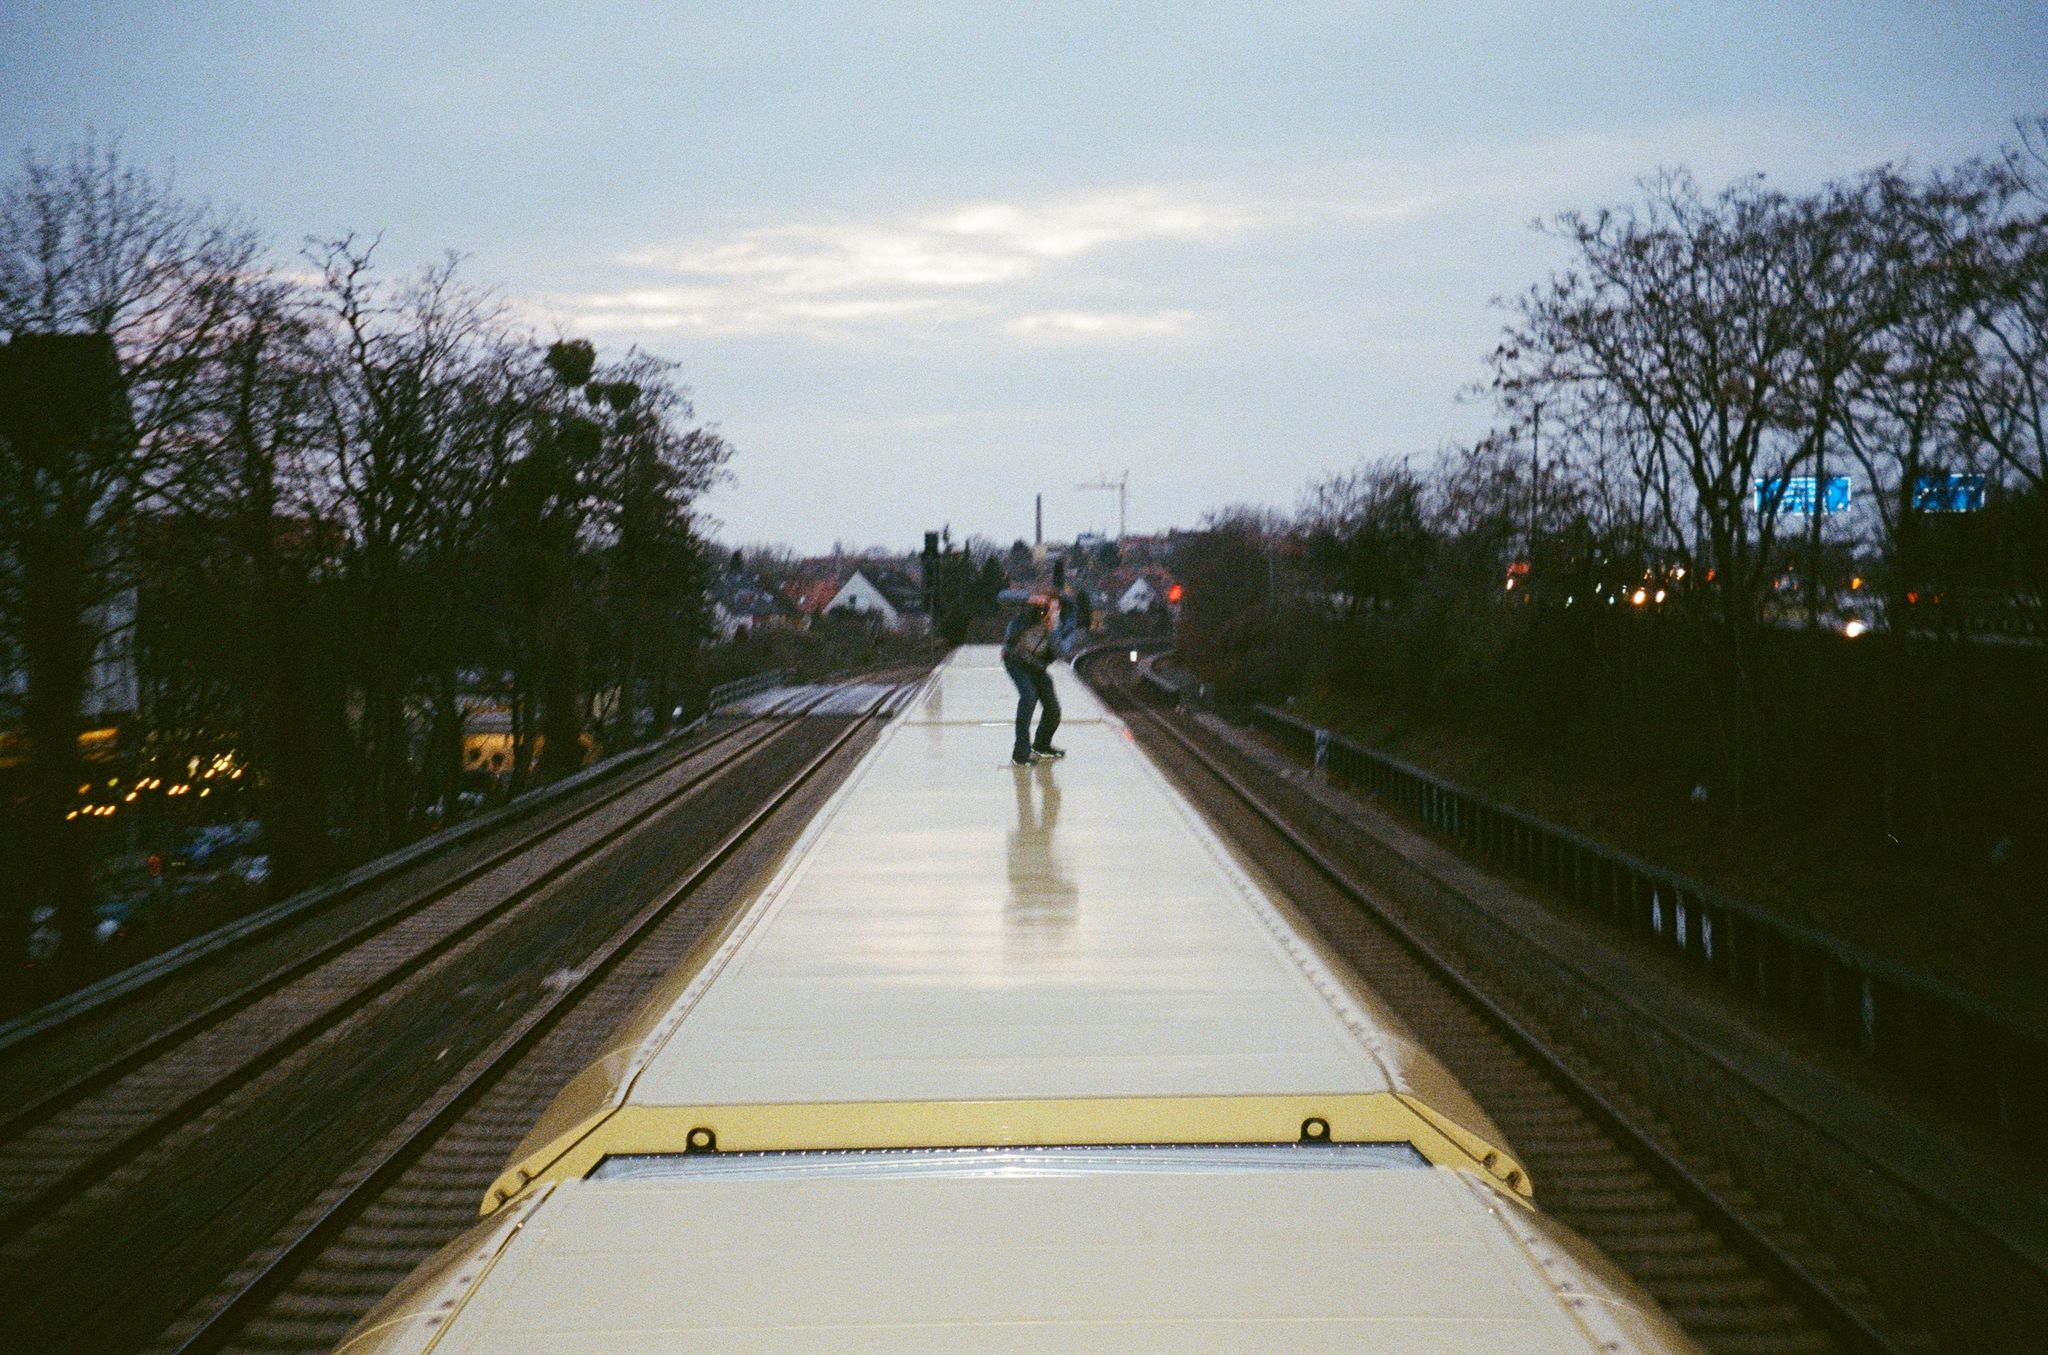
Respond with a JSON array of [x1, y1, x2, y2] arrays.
[[1027, 666, 1060, 751], [1004, 659, 1038, 759], [1004, 660, 1060, 759]]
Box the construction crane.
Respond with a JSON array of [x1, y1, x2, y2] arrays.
[[1076, 471, 1129, 540]]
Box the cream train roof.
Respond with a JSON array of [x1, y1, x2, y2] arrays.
[[493, 647, 1522, 1205]]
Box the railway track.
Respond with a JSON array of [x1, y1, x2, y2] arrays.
[[0, 704, 766, 1057], [0, 697, 809, 1108], [172, 687, 902, 1355], [0, 684, 846, 1230], [1080, 650, 1921, 1355], [0, 671, 919, 1355]]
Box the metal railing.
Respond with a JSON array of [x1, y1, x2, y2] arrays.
[[0, 704, 718, 1053], [1137, 657, 2046, 1145], [707, 668, 786, 712]]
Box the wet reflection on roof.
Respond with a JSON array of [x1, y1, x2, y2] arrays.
[[1007, 760, 1077, 957]]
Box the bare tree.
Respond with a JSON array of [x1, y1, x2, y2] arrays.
[[1297, 458, 1433, 619], [583, 352, 728, 743], [1962, 125, 2048, 512], [146, 273, 340, 893], [1494, 172, 1849, 803], [1836, 168, 1998, 605], [0, 140, 255, 968], [304, 237, 514, 850]]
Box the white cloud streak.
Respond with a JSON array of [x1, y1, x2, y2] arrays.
[[553, 117, 1899, 345], [1006, 309, 1194, 341], [559, 184, 1312, 341]]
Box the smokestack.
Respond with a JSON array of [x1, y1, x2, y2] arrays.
[[1035, 493, 1043, 546]]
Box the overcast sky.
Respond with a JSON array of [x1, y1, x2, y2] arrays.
[[5, 2, 2043, 552]]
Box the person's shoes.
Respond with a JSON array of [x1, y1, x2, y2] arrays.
[[1032, 745, 1066, 759], [1011, 751, 1040, 766]]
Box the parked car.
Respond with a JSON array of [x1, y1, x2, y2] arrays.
[[171, 820, 263, 871], [93, 889, 157, 946]]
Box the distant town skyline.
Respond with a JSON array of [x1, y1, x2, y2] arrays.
[[5, 2, 2044, 551]]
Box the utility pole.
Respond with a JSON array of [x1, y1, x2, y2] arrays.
[[1077, 471, 1129, 540]]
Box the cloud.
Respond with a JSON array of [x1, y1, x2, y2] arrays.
[[1006, 310, 1194, 341], [623, 188, 1256, 291], [551, 116, 1876, 345], [560, 184, 1285, 341]]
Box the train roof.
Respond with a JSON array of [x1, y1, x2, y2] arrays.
[[490, 647, 1525, 1208], [340, 1162, 1695, 1354]]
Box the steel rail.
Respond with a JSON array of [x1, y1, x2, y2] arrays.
[[1243, 698, 2046, 1145], [1079, 651, 1908, 1355], [0, 708, 746, 1056], [167, 685, 899, 1355], [0, 694, 822, 1147], [0, 686, 850, 1241], [1134, 654, 2045, 1289]]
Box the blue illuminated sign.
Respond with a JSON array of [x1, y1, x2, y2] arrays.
[[1911, 474, 1985, 513], [1756, 476, 1851, 515]]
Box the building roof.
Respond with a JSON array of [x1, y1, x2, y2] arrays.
[[788, 564, 929, 618], [859, 564, 927, 614], [711, 574, 799, 621], [1105, 565, 1176, 600], [784, 574, 844, 615]]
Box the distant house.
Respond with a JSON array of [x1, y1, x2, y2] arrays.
[[710, 574, 802, 639], [823, 567, 927, 634], [782, 574, 838, 618], [1115, 533, 1175, 568], [1114, 569, 1177, 614], [1116, 576, 1159, 613]]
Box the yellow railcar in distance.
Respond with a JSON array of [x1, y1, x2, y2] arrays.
[[335, 648, 1700, 1355]]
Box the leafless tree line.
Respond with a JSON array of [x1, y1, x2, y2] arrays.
[[1178, 121, 2046, 870], [0, 141, 729, 974]]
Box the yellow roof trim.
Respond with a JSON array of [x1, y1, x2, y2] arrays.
[[484, 1091, 1531, 1213], [1468, 1171, 1700, 1351], [339, 1186, 552, 1353], [1399, 1092, 1530, 1198]]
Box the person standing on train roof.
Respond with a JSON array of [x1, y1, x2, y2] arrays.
[[1002, 595, 1065, 765]]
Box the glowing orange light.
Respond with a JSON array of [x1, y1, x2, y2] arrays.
[[1630, 588, 1648, 606], [1167, 584, 1184, 604]]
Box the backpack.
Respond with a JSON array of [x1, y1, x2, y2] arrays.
[[1012, 622, 1054, 667]]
